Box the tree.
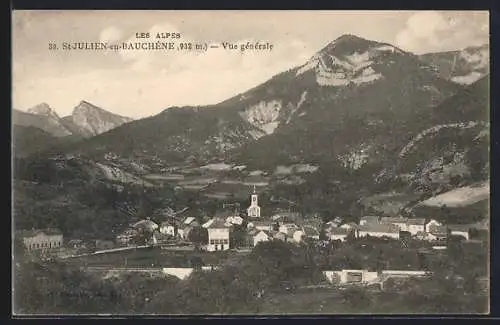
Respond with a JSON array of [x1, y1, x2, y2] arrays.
[[230, 224, 247, 248], [188, 227, 208, 247], [132, 229, 150, 246], [341, 287, 372, 310]]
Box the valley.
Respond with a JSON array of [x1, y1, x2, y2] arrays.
[[12, 31, 490, 316]]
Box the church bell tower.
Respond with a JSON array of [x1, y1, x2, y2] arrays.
[[247, 185, 261, 218]]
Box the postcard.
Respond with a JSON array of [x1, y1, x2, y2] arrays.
[[12, 10, 490, 316]]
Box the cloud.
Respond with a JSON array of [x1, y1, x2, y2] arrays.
[[395, 11, 489, 54], [13, 18, 314, 118], [13, 36, 314, 118], [99, 26, 123, 43], [118, 22, 182, 71]]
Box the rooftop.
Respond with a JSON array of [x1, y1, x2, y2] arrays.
[[18, 228, 63, 237], [327, 227, 352, 235], [215, 210, 240, 218], [302, 225, 320, 237], [407, 218, 426, 225], [448, 224, 472, 232], [251, 221, 273, 227], [255, 230, 272, 238], [207, 218, 230, 229], [358, 223, 400, 233], [428, 225, 448, 234], [360, 216, 380, 223], [184, 216, 196, 225], [381, 216, 408, 223], [340, 222, 359, 229]]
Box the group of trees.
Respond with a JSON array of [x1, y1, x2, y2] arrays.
[[14, 237, 488, 315]]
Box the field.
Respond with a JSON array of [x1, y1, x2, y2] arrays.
[[420, 181, 489, 208], [257, 286, 488, 314], [64, 247, 248, 268], [360, 192, 422, 216]]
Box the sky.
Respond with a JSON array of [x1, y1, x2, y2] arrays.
[[12, 10, 489, 119]]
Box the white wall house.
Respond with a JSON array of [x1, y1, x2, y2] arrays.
[[21, 229, 63, 252], [328, 228, 352, 242], [340, 223, 358, 230], [360, 216, 380, 226], [358, 224, 400, 240], [323, 269, 379, 284], [207, 218, 231, 251], [407, 219, 426, 235], [381, 217, 408, 232], [279, 223, 299, 234], [253, 230, 271, 247], [159, 223, 176, 237], [293, 230, 304, 243], [250, 221, 273, 232]]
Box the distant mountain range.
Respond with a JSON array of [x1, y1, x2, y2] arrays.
[[65, 35, 488, 169], [418, 44, 489, 85], [13, 34, 489, 237], [12, 101, 133, 157], [13, 101, 132, 138]]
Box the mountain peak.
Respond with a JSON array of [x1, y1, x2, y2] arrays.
[[70, 100, 133, 136], [73, 100, 100, 113], [320, 34, 382, 54], [27, 103, 59, 118], [334, 34, 370, 43]]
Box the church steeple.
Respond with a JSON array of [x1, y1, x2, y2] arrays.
[[247, 185, 261, 218]]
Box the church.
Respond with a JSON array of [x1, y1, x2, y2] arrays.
[[246, 185, 261, 218]]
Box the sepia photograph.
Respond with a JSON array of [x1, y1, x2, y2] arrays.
[[11, 10, 490, 315]]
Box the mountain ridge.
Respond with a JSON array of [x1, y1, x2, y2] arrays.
[[12, 101, 133, 139], [62, 34, 471, 170]]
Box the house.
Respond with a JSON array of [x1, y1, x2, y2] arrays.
[[286, 229, 297, 243], [279, 222, 299, 234], [116, 228, 139, 246], [327, 227, 352, 242], [249, 221, 273, 232], [293, 230, 304, 243], [253, 230, 271, 246], [133, 219, 159, 231], [206, 218, 231, 251], [340, 222, 359, 230], [359, 216, 380, 225], [448, 225, 471, 240], [20, 229, 63, 252], [357, 223, 400, 239], [274, 231, 288, 242], [183, 216, 196, 225], [425, 219, 443, 233], [323, 269, 379, 285], [326, 217, 343, 228], [427, 225, 448, 241], [272, 211, 301, 224], [179, 226, 192, 240], [380, 217, 408, 231], [159, 221, 176, 237], [66, 239, 86, 249], [202, 219, 215, 228], [304, 219, 324, 233], [302, 225, 320, 240], [226, 216, 244, 226], [407, 218, 426, 235]]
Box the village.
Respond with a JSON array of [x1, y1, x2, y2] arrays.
[[17, 181, 489, 291]]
